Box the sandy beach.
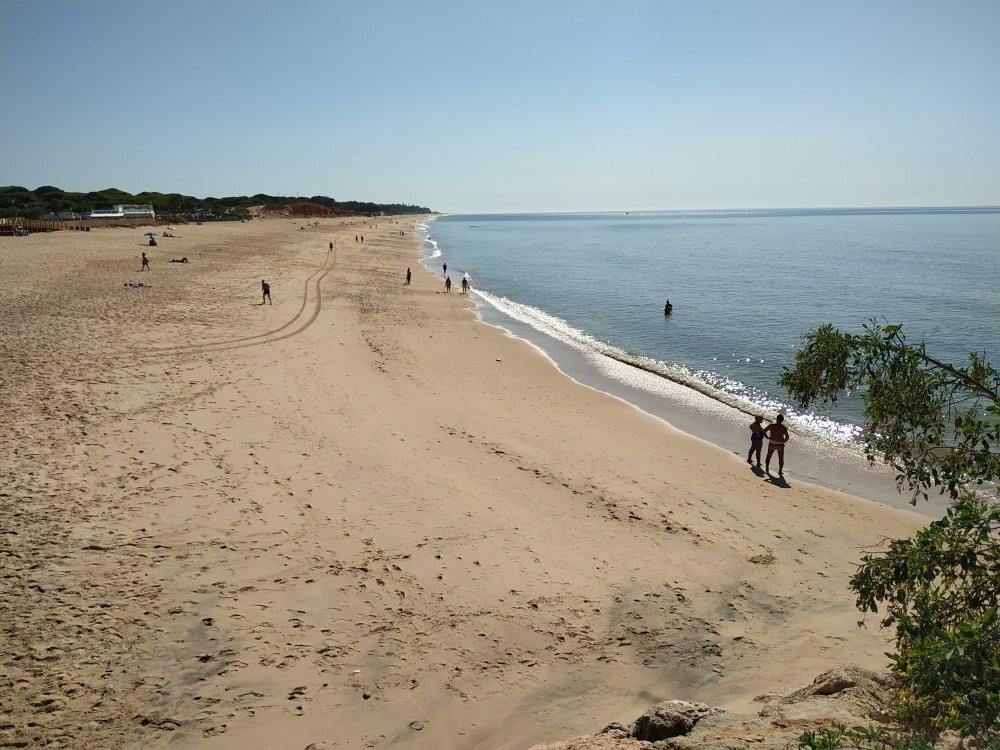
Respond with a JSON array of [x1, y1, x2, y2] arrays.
[[0, 218, 928, 749]]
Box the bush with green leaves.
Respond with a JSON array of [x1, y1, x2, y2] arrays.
[[799, 723, 936, 750], [781, 322, 999, 747]]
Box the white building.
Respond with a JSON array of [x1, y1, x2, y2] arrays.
[[89, 204, 156, 219]]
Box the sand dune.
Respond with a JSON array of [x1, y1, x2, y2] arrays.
[[0, 219, 925, 749]]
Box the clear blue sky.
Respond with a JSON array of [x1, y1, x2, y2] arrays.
[[3, 0, 998, 212]]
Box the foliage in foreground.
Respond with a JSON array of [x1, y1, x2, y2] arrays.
[[780, 322, 999, 502], [780, 322, 1000, 747], [799, 723, 937, 750], [852, 495, 1000, 741]]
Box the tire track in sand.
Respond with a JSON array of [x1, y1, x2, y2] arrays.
[[146, 245, 338, 359]]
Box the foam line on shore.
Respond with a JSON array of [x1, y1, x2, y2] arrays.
[[458, 285, 947, 517]]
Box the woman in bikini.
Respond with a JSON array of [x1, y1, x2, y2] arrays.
[[747, 415, 765, 467]]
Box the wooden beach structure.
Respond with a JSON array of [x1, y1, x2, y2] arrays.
[[0, 216, 172, 236], [0, 217, 76, 235]]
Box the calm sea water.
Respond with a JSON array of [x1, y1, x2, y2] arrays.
[[421, 208, 1000, 447]]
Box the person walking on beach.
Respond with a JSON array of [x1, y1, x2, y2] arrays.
[[747, 415, 765, 467], [405, 267, 411, 285], [261, 279, 271, 305], [329, 241, 333, 253], [141, 252, 150, 271], [445, 276, 452, 293], [763, 414, 789, 476], [461, 276, 469, 294]]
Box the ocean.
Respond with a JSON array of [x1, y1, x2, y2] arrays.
[[419, 208, 1000, 508]]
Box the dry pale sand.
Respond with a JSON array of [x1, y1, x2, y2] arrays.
[[0, 218, 927, 750]]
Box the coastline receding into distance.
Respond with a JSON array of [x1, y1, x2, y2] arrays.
[[418, 210, 994, 518]]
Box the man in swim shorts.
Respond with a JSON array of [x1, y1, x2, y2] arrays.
[[763, 414, 789, 476], [261, 279, 271, 305]]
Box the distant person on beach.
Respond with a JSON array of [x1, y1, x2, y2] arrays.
[[461, 276, 469, 294], [445, 276, 452, 293], [405, 267, 411, 285], [329, 241, 333, 252], [763, 414, 789, 476], [261, 279, 271, 305], [747, 415, 765, 467], [169, 257, 188, 263], [360, 235, 364, 244], [355, 235, 358, 243], [141, 252, 150, 271]]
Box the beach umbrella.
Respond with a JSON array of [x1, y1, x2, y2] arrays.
[[144, 231, 158, 236]]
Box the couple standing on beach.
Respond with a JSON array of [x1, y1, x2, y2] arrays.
[[747, 414, 789, 476]]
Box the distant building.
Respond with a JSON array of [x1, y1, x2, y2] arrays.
[[89, 204, 156, 220], [42, 211, 84, 221]]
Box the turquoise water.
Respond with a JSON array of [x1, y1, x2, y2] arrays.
[[421, 208, 1000, 446]]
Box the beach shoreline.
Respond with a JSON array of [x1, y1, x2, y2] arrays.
[[1, 218, 930, 749], [417, 220, 945, 518], [459, 300, 948, 517]]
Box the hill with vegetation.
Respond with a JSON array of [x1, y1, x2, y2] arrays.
[[0, 185, 432, 221]]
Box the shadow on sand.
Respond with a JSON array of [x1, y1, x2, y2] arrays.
[[764, 473, 790, 489]]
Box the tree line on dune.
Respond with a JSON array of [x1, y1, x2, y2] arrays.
[[0, 185, 432, 220]]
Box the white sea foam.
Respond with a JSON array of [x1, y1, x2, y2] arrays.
[[422, 237, 442, 259], [475, 288, 862, 447]]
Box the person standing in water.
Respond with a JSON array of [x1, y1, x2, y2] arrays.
[[747, 415, 765, 467], [261, 279, 271, 305], [442, 262, 447, 276], [461, 276, 469, 294], [763, 414, 789, 476]]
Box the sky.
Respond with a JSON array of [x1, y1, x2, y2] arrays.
[[3, 0, 999, 213]]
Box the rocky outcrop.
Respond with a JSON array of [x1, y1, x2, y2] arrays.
[[528, 666, 898, 750], [765, 665, 898, 724], [628, 701, 726, 742]]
